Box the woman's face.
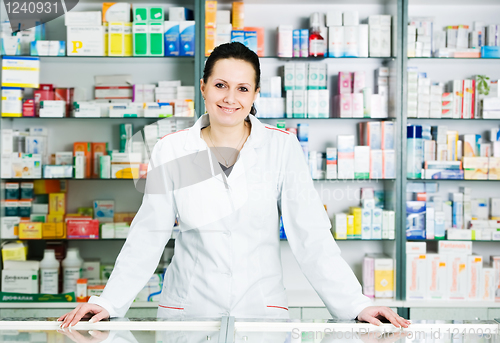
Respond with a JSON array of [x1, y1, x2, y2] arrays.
[[200, 58, 259, 128]]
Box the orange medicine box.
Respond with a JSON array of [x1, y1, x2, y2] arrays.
[[42, 222, 66, 239], [205, 27, 216, 56], [76, 278, 88, 302], [49, 193, 66, 215], [91, 143, 108, 179], [205, 1, 217, 28], [232, 2, 244, 30], [73, 142, 91, 178], [19, 222, 42, 239], [244, 27, 265, 57]]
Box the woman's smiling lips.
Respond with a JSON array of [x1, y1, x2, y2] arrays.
[[218, 105, 240, 114]]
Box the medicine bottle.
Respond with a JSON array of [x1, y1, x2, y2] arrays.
[[62, 248, 83, 294], [309, 12, 325, 57], [40, 249, 60, 294]]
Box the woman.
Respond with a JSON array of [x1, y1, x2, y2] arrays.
[[58, 42, 409, 328]]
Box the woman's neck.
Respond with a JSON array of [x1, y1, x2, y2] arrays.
[[207, 119, 250, 148]]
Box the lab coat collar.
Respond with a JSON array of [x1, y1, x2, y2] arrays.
[[185, 114, 266, 182], [184, 113, 269, 152]]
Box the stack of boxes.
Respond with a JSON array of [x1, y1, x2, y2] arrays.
[[66, 11, 106, 56], [332, 188, 395, 240], [329, 121, 394, 180], [205, 1, 261, 57], [408, 124, 500, 180], [281, 63, 328, 119], [409, 68, 500, 119], [326, 12, 391, 58], [363, 254, 394, 298], [132, 5, 164, 56], [334, 68, 389, 119], [1, 21, 46, 56], [256, 76, 285, 118], [408, 17, 433, 57], [408, 19, 500, 58], [406, 241, 499, 301], [161, 6, 195, 57], [406, 183, 500, 240]]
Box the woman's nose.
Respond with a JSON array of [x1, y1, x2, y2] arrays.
[[223, 90, 236, 104]]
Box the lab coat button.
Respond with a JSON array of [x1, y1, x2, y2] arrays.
[[223, 231, 231, 236]]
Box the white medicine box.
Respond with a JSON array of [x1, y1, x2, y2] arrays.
[[67, 26, 105, 56]]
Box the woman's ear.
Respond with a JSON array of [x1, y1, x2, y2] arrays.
[[200, 79, 205, 99], [253, 87, 260, 102]]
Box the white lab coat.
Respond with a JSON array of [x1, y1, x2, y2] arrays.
[[88, 114, 373, 320]]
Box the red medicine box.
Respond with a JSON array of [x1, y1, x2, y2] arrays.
[[66, 219, 100, 239]]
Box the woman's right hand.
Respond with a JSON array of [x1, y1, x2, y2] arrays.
[[58, 303, 110, 328]]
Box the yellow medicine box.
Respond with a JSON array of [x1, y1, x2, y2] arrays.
[[19, 222, 43, 239], [1, 242, 28, 261], [49, 193, 66, 215], [42, 223, 66, 239]]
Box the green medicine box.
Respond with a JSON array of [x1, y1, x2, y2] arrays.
[[133, 23, 148, 56], [133, 6, 164, 22], [149, 7, 164, 22], [149, 23, 164, 56], [133, 6, 148, 22]]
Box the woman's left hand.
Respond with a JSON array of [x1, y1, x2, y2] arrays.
[[356, 306, 410, 328]]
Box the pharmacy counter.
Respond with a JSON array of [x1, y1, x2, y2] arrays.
[[0, 318, 498, 343]]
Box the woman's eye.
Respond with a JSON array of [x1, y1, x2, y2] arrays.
[[239, 87, 248, 92], [215, 83, 225, 88]]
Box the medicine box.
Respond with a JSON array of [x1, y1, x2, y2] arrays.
[[179, 21, 195, 56], [49, 193, 66, 215], [67, 26, 105, 56], [447, 254, 468, 299], [1, 269, 38, 294], [83, 260, 101, 280], [93, 200, 115, 223], [19, 222, 42, 239], [1, 217, 20, 239], [406, 242, 426, 254], [406, 254, 427, 299], [426, 254, 448, 299], [438, 240, 472, 255], [374, 256, 394, 298]]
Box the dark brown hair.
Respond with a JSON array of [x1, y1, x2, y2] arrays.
[[203, 42, 260, 115]]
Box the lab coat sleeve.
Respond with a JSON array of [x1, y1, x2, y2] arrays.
[[88, 139, 177, 318], [278, 134, 373, 320]]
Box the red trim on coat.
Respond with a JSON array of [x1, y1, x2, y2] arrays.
[[158, 305, 184, 310], [161, 129, 188, 140], [265, 127, 289, 135], [267, 305, 289, 311]]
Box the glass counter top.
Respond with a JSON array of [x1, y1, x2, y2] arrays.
[[0, 318, 498, 343]]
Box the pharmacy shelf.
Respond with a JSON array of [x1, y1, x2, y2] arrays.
[[407, 239, 500, 242], [257, 56, 395, 60], [407, 118, 500, 121], [313, 179, 396, 182], [257, 117, 397, 121], [404, 301, 500, 308], [1, 178, 140, 181], [0, 56, 195, 60], [408, 118, 500, 123], [407, 179, 500, 182], [4, 300, 500, 309], [408, 57, 500, 60], [0, 302, 160, 309], [281, 239, 396, 241], [1, 117, 193, 120], [0, 291, 404, 309]]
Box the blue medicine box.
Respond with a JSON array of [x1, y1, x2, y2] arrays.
[[164, 21, 180, 56], [406, 201, 426, 240]]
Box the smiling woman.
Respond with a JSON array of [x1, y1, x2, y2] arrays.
[[199, 43, 262, 169], [58, 42, 409, 329]]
